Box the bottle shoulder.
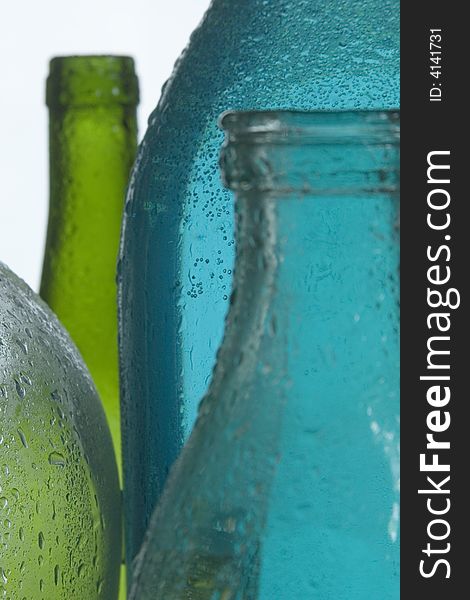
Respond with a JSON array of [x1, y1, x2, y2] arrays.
[[0, 263, 117, 476], [144, 0, 400, 138]]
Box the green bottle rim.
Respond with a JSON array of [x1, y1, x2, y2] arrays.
[[47, 55, 139, 108]]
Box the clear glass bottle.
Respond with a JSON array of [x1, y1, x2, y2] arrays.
[[0, 262, 121, 599], [129, 110, 400, 600], [118, 0, 400, 569]]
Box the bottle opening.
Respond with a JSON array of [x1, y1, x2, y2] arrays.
[[220, 110, 400, 145], [47, 55, 139, 108], [220, 110, 400, 195]]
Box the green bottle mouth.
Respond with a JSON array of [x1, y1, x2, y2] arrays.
[[47, 55, 139, 108]]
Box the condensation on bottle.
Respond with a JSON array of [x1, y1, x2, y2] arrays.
[[0, 262, 121, 599]]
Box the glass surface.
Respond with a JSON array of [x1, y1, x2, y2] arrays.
[[118, 0, 400, 570], [129, 110, 400, 600], [41, 55, 139, 474], [40, 56, 138, 597], [0, 262, 121, 599]]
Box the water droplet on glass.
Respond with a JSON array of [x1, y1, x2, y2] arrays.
[[48, 452, 66, 467], [17, 428, 28, 448], [54, 564, 60, 586], [16, 339, 28, 355], [14, 380, 26, 399]]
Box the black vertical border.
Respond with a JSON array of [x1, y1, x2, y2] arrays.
[[401, 3, 466, 598]]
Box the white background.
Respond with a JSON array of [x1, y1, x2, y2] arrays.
[[0, 0, 211, 289]]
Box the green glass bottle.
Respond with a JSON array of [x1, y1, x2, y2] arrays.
[[40, 56, 139, 473], [0, 262, 121, 599]]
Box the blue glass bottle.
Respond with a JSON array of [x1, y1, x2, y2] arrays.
[[118, 0, 400, 569], [129, 109, 400, 599]]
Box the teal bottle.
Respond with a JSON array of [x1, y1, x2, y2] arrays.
[[118, 0, 400, 570], [129, 109, 400, 599]]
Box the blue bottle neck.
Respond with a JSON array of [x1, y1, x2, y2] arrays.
[[207, 110, 400, 423]]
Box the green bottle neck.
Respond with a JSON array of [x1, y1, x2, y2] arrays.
[[44, 101, 138, 279], [41, 56, 138, 472], [43, 71, 138, 309], [43, 55, 139, 288]]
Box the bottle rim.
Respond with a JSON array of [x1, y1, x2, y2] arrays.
[[219, 109, 400, 145], [47, 55, 139, 108], [220, 109, 400, 195]]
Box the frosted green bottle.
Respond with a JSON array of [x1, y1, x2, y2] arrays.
[[0, 262, 121, 598], [41, 56, 139, 471]]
